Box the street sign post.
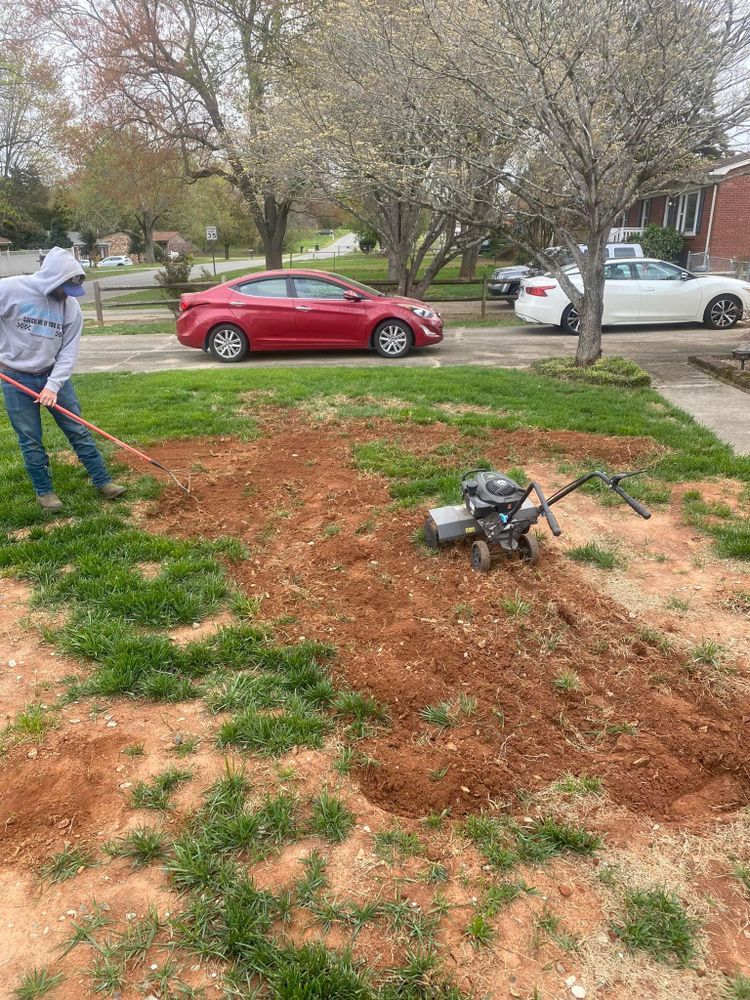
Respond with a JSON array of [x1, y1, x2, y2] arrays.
[[206, 226, 217, 275]]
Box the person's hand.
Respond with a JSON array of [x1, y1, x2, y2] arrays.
[[37, 388, 58, 408]]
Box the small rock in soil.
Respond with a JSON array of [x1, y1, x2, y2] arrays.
[[27, 748, 37, 759], [571, 987, 586, 999], [558, 884, 573, 897]]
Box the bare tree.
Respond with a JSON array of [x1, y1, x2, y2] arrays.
[[32, 0, 320, 268], [294, 0, 505, 295], [413, 0, 750, 363], [0, 14, 68, 181]]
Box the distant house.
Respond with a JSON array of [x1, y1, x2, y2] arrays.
[[615, 153, 750, 267], [0, 237, 12, 248], [97, 232, 134, 258], [153, 230, 192, 257]]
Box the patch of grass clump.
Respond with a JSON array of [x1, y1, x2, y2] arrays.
[[104, 826, 168, 868], [732, 861, 750, 896], [2, 702, 57, 750], [129, 767, 192, 810], [296, 850, 329, 903], [682, 491, 750, 561], [611, 887, 699, 966], [121, 742, 145, 758], [482, 879, 536, 915], [464, 813, 600, 871], [217, 703, 330, 756], [310, 789, 355, 843], [567, 541, 624, 569], [13, 968, 65, 999], [554, 774, 603, 796], [515, 817, 601, 861], [531, 356, 651, 388], [497, 589, 532, 618], [553, 670, 581, 693], [534, 910, 578, 952], [687, 639, 725, 670], [39, 844, 95, 884], [725, 973, 750, 999], [465, 912, 494, 948], [419, 693, 476, 729], [374, 828, 426, 864]]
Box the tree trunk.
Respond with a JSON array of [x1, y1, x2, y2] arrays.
[[224, 243, 230, 260], [459, 244, 479, 280], [574, 239, 607, 366]]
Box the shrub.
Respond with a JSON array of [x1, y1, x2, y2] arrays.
[[154, 257, 214, 316], [630, 224, 684, 263]]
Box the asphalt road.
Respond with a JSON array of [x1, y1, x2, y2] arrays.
[[92, 234, 360, 301], [76, 320, 750, 454]]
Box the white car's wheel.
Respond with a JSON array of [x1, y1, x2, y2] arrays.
[[561, 304, 580, 335], [703, 294, 741, 330]]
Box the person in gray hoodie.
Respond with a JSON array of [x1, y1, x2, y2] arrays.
[[0, 246, 126, 511]]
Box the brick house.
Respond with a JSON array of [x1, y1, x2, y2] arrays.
[[98, 232, 134, 258], [615, 152, 750, 267], [153, 230, 192, 256]]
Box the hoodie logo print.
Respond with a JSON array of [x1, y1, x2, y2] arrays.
[[17, 303, 63, 339]]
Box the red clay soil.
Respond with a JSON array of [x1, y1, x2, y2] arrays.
[[129, 410, 749, 826]]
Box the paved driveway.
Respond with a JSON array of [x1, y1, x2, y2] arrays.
[[76, 321, 750, 454]]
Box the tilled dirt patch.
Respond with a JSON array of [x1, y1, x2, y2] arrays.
[[133, 410, 750, 826]]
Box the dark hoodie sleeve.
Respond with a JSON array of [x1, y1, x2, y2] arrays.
[[44, 300, 83, 394]]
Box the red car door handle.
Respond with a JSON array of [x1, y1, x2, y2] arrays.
[[295, 305, 312, 311], [229, 301, 245, 306]]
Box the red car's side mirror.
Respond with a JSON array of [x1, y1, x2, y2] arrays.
[[343, 289, 362, 301]]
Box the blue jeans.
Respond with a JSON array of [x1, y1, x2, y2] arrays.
[[2, 370, 112, 495]]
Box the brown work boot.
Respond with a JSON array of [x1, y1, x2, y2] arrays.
[[37, 492, 63, 512], [98, 482, 127, 500]]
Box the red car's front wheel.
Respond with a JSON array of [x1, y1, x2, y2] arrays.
[[373, 320, 412, 358], [208, 324, 249, 363]]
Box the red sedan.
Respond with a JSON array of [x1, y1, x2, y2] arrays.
[[176, 269, 444, 362]]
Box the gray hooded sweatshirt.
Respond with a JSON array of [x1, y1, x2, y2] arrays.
[[0, 246, 86, 394]]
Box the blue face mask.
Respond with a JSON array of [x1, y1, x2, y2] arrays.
[[59, 278, 86, 297]]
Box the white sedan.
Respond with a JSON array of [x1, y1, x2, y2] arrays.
[[515, 258, 750, 333], [99, 255, 133, 268]]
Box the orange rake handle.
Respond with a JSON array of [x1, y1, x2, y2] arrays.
[[0, 370, 190, 493]]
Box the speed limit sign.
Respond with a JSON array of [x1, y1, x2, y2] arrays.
[[206, 226, 217, 241]]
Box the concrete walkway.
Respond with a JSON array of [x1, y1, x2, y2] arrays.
[[75, 319, 750, 455]]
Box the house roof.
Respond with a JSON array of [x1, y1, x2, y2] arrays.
[[0, 237, 11, 246], [709, 152, 750, 176], [153, 231, 180, 242]]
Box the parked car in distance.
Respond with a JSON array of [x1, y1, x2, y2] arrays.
[[317, 229, 335, 236], [515, 257, 750, 332], [99, 255, 133, 267], [176, 269, 444, 362], [77, 257, 92, 268], [489, 243, 644, 303]]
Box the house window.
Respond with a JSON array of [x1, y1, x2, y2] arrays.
[[675, 191, 701, 236], [638, 199, 651, 229]]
